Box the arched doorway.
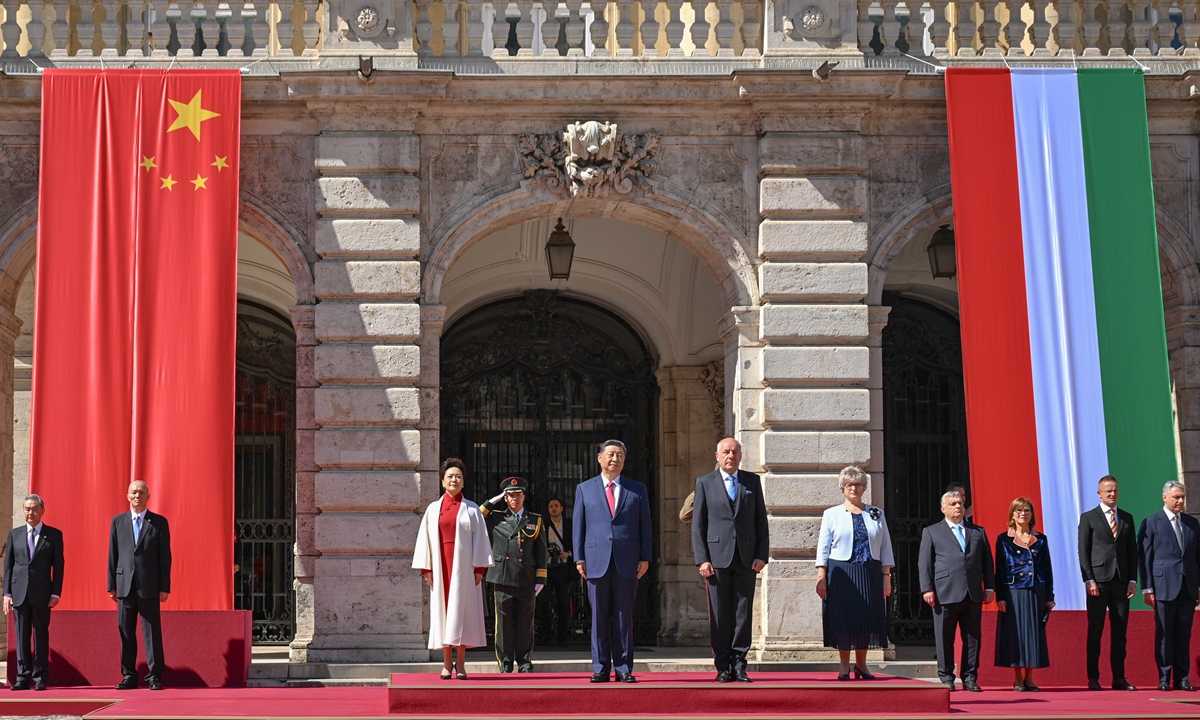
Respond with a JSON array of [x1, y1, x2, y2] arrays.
[[440, 290, 660, 646], [882, 293, 971, 646]]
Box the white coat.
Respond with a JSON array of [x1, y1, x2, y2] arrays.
[[815, 504, 895, 567], [412, 495, 494, 649]]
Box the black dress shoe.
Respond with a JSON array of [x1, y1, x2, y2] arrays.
[[590, 673, 610, 683], [852, 665, 875, 681], [1176, 679, 1196, 691], [1158, 682, 1171, 691], [517, 665, 534, 673], [1113, 679, 1137, 691], [734, 668, 752, 683], [941, 679, 956, 692], [962, 680, 982, 692], [116, 678, 138, 690], [9, 680, 28, 691], [1024, 683, 1040, 692], [499, 663, 514, 674], [1088, 680, 1102, 691], [33, 681, 45, 691], [616, 672, 637, 683], [148, 677, 162, 691], [716, 670, 734, 683]]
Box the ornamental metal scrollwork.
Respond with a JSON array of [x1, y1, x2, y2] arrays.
[[518, 121, 661, 198]]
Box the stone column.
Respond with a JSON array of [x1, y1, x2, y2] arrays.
[[656, 365, 723, 646], [289, 304, 318, 661], [753, 132, 872, 660], [307, 131, 427, 662], [1166, 305, 1200, 500]]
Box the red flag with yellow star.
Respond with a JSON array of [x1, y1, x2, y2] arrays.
[[32, 70, 239, 610]]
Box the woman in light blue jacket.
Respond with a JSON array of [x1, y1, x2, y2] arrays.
[[815, 466, 895, 680]]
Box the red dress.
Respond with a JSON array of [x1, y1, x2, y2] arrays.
[[437, 492, 462, 606]]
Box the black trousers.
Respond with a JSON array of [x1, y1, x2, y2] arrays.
[[118, 593, 164, 680], [537, 565, 574, 644], [494, 584, 536, 669], [706, 553, 756, 672], [1086, 580, 1130, 682], [13, 600, 51, 683], [1154, 586, 1196, 684], [933, 599, 982, 683]]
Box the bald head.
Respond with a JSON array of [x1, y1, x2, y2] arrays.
[[716, 437, 742, 474], [127, 481, 150, 514]]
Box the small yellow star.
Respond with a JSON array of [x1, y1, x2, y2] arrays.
[[140, 156, 157, 171], [167, 90, 221, 142], [160, 175, 177, 191], [191, 174, 208, 190], [211, 155, 229, 171]]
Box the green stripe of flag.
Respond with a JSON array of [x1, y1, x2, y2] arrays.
[[1077, 68, 1178, 544]]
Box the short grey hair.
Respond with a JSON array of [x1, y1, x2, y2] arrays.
[[941, 490, 965, 507], [600, 439, 627, 454], [1163, 480, 1186, 496], [23, 494, 43, 509], [838, 466, 867, 490], [716, 438, 741, 452]]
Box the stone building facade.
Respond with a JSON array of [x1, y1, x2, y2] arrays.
[[3, 0, 1200, 660]]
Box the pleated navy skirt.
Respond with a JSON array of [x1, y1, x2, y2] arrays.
[[994, 586, 1050, 668], [823, 558, 888, 650]]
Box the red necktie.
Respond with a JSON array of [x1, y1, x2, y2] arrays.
[[606, 481, 617, 517]]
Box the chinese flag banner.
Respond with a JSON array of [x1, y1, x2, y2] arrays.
[[32, 70, 240, 610]]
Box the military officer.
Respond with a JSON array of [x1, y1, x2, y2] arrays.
[[482, 476, 547, 673]]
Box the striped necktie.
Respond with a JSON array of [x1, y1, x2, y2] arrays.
[[1108, 508, 1118, 537]]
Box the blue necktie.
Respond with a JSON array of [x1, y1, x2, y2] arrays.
[[133, 514, 142, 544], [953, 524, 966, 552], [726, 474, 737, 501]]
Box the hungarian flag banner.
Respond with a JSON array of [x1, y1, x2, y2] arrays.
[[946, 68, 1175, 611], [31, 70, 240, 610]]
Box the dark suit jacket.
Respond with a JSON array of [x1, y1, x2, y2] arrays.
[[691, 469, 769, 569], [1138, 509, 1200, 602], [1078, 504, 1137, 584], [918, 520, 995, 605], [573, 475, 653, 580], [108, 510, 172, 599], [2, 524, 64, 607]]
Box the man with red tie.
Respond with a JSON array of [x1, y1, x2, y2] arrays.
[[573, 440, 653, 683]]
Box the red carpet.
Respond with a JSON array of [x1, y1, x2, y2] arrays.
[[387, 672, 950, 716]]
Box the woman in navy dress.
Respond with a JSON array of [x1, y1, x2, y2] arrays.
[[815, 466, 895, 680], [995, 496, 1055, 691]]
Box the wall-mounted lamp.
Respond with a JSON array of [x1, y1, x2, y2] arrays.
[[926, 224, 957, 279], [545, 218, 576, 280]]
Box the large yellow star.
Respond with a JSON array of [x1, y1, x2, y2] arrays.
[[191, 174, 208, 190], [140, 156, 156, 171], [167, 90, 220, 141], [160, 175, 177, 191], [212, 155, 229, 171]]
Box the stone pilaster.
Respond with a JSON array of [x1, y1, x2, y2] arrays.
[[289, 304, 318, 661], [0, 305, 20, 649], [753, 131, 872, 660], [307, 130, 427, 662], [1166, 305, 1200, 501]]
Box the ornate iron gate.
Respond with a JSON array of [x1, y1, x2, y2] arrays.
[[440, 291, 660, 646], [882, 294, 971, 646], [235, 301, 297, 644]]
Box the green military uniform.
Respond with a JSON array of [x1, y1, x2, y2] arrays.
[[481, 476, 547, 673]]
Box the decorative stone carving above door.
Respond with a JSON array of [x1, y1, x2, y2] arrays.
[[518, 121, 661, 198]]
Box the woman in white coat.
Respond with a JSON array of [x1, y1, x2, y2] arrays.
[[815, 466, 895, 680], [413, 458, 494, 679]]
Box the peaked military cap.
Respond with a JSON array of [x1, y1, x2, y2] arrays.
[[502, 476, 528, 494]]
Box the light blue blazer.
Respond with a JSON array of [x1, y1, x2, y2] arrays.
[[816, 504, 895, 567]]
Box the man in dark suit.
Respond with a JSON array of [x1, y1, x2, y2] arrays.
[[574, 439, 653, 683], [539, 497, 575, 647], [481, 476, 547, 673], [918, 489, 995, 692], [1078, 475, 1138, 691], [108, 480, 171, 691], [2, 494, 64, 691], [1138, 480, 1200, 691], [692, 437, 768, 683]]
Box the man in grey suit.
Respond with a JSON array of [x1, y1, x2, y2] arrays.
[[918, 490, 995, 692], [3, 494, 64, 691], [692, 437, 769, 683]]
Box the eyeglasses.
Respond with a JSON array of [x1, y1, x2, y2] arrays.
[[1014, 509, 1032, 515]]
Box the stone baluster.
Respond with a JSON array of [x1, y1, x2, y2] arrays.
[[689, 0, 709, 54], [1079, 0, 1102, 52], [1005, 0, 1027, 52], [491, 1, 512, 56], [1056, 0, 1078, 54], [712, 0, 733, 53], [300, 0, 318, 54], [76, 0, 97, 55], [904, 0, 926, 52], [225, 0, 246, 55], [442, 0, 461, 54], [276, 0, 296, 55], [611, 0, 633, 54], [1155, 0, 1176, 52], [125, 0, 146, 55], [588, 0, 608, 53], [1105, 0, 1127, 52], [414, 0, 433, 52], [510, 0, 531, 53], [564, 0, 584, 53], [857, 0, 875, 51], [740, 0, 760, 54], [977, 0, 1001, 51], [1128, 0, 1150, 53], [880, 0, 902, 52], [195, 0, 215, 55], [640, 0, 659, 54], [170, 0, 194, 54], [928, 0, 951, 54], [97, 0, 121, 55], [0, 0, 19, 57], [22, 0, 46, 56], [1027, 0, 1051, 52], [955, 0, 977, 54], [48, 0, 70, 55], [542, 0, 561, 54], [464, 0, 485, 54], [662, 0, 683, 52], [1180, 0, 1199, 53]]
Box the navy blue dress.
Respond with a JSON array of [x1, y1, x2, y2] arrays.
[[823, 513, 888, 650], [994, 532, 1053, 668]]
